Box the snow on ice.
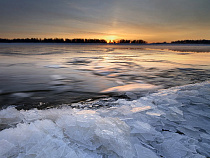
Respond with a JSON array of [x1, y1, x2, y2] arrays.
[[0, 81, 209, 158]]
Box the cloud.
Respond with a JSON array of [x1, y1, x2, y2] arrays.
[[0, 0, 210, 41]]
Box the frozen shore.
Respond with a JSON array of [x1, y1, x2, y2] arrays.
[[0, 81, 209, 158]]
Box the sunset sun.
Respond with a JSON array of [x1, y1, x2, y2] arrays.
[[105, 36, 117, 43]]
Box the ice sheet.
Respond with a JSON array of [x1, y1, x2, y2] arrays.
[[0, 81, 209, 158]]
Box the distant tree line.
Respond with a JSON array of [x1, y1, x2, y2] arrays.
[[0, 38, 148, 44], [0, 38, 107, 43], [117, 39, 147, 44], [171, 40, 210, 44]]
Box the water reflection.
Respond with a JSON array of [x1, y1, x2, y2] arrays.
[[0, 44, 209, 109]]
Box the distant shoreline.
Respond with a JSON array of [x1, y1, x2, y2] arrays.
[[1, 38, 210, 44], [1, 42, 210, 53]]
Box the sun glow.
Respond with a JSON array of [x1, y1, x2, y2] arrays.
[[105, 35, 117, 43]]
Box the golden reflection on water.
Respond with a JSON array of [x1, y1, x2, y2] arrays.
[[134, 49, 210, 69], [101, 83, 160, 93]]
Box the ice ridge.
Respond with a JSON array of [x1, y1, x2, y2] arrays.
[[0, 81, 209, 158]]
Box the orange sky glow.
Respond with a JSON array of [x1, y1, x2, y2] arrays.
[[0, 0, 210, 43]]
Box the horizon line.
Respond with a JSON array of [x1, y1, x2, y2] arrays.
[[1, 38, 210, 44]]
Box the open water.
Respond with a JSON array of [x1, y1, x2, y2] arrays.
[[0, 43, 209, 109]]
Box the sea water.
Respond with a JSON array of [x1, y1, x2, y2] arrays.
[[0, 43, 210, 157]]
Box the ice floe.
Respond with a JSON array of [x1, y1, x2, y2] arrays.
[[0, 81, 209, 158]]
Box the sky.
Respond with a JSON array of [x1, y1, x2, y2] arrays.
[[0, 0, 210, 43]]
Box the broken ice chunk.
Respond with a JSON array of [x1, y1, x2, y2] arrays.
[[200, 133, 210, 141], [134, 144, 159, 158], [187, 106, 210, 118], [169, 107, 183, 116], [131, 106, 152, 113], [56, 114, 134, 158], [146, 112, 162, 117], [146, 108, 165, 117], [76, 110, 96, 115], [131, 121, 152, 132], [0, 107, 23, 126], [160, 133, 200, 158], [130, 121, 160, 142], [165, 112, 185, 122], [176, 127, 200, 139], [125, 92, 138, 99], [0, 140, 15, 156]]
